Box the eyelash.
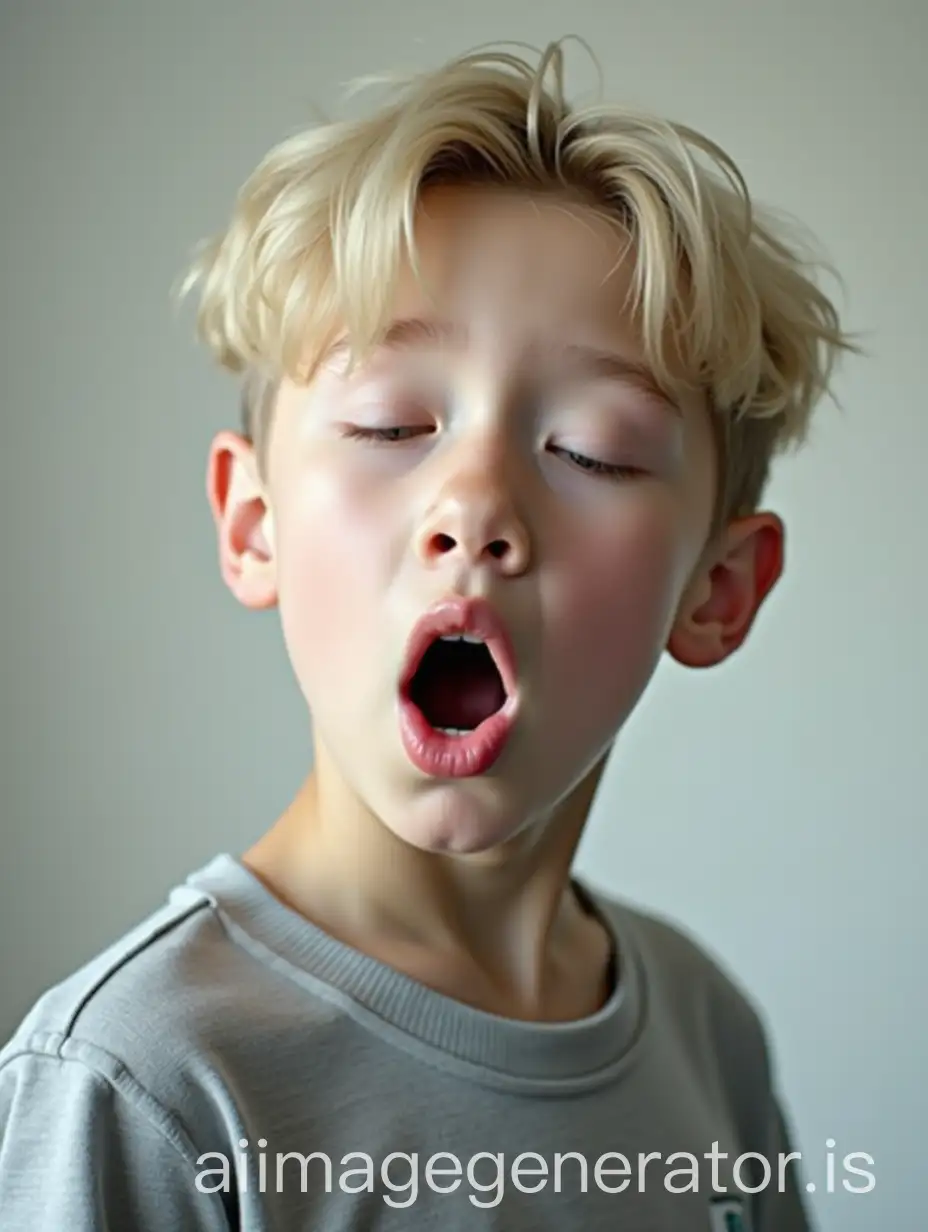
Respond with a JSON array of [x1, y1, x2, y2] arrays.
[[550, 447, 640, 480], [340, 425, 641, 480], [341, 425, 427, 444]]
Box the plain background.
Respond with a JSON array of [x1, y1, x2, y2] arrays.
[[1, 0, 925, 1226]]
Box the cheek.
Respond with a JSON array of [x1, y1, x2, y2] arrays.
[[541, 498, 686, 713], [273, 467, 393, 700]]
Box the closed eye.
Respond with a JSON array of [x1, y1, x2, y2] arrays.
[[549, 445, 642, 480], [339, 427, 641, 479], [340, 425, 435, 444]]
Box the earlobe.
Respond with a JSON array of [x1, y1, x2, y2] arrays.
[[206, 431, 278, 610], [667, 513, 785, 668]]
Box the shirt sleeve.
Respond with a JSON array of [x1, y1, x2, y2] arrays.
[[0, 1046, 231, 1231]]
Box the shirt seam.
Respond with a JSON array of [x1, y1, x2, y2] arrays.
[[0, 1032, 214, 1177], [62, 894, 214, 1039]]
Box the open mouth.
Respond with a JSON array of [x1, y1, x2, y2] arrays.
[[408, 633, 507, 735], [398, 597, 519, 777]]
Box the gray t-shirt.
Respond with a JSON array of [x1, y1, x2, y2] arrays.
[[0, 854, 811, 1229]]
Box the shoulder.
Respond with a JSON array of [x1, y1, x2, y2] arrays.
[[594, 887, 769, 1033], [590, 887, 778, 1131], [621, 896, 767, 1032], [0, 870, 255, 1124], [3, 880, 212, 1044], [0, 876, 239, 1227]]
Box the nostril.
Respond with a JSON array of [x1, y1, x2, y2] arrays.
[[425, 532, 515, 562]]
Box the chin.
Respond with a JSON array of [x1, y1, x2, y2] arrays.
[[381, 779, 532, 857]]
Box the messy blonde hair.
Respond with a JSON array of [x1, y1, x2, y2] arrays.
[[178, 38, 856, 533]]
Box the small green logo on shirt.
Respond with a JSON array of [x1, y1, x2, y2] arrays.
[[709, 1197, 746, 1231]]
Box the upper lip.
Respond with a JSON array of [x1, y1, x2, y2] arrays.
[[400, 596, 519, 702]]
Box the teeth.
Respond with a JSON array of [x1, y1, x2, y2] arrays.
[[435, 727, 471, 736], [438, 633, 484, 644]]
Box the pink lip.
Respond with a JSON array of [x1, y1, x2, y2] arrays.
[[398, 596, 519, 778]]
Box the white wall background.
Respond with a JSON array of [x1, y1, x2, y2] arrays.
[[1, 1, 924, 1226]]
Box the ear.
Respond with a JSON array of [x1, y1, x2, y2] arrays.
[[206, 431, 278, 610], [667, 512, 785, 668]]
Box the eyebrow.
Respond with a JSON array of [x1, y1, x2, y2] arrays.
[[324, 316, 464, 364], [326, 316, 681, 416]]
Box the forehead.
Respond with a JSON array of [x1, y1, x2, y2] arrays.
[[398, 185, 636, 352]]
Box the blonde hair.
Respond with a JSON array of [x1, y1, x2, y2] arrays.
[[178, 38, 857, 532]]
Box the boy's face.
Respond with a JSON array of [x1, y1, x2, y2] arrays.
[[210, 186, 782, 855]]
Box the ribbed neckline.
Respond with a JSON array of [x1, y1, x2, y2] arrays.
[[183, 854, 647, 1095]]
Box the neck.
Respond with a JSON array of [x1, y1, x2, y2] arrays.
[[243, 750, 613, 1022]]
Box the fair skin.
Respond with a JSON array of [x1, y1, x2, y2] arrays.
[[207, 185, 783, 1023]]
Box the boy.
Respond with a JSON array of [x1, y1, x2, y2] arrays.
[[0, 39, 854, 1230]]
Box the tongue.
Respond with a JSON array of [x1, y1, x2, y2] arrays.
[[413, 647, 506, 730]]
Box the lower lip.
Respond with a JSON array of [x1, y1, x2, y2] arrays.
[[398, 697, 517, 778]]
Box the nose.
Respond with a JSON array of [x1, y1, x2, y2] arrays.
[[413, 445, 532, 578]]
